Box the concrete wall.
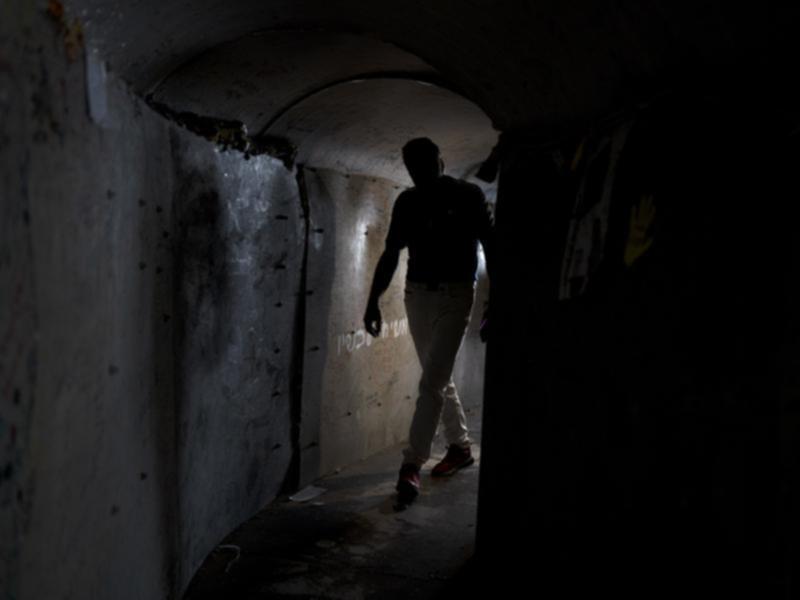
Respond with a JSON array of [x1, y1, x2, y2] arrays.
[[2, 7, 484, 597], [1, 4, 45, 594], [299, 168, 419, 479], [1, 4, 303, 597], [1, 5, 178, 598], [171, 132, 303, 593]]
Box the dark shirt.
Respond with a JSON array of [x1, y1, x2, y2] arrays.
[[385, 175, 493, 283]]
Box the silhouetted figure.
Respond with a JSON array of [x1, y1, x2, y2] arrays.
[[364, 137, 493, 508]]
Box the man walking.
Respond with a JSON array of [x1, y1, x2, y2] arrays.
[[363, 137, 493, 506]]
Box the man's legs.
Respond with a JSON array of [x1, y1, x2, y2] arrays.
[[441, 379, 471, 449], [402, 283, 474, 468]]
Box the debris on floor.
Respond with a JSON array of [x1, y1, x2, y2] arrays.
[[289, 484, 327, 503]]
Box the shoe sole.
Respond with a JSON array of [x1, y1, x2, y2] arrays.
[[431, 456, 475, 478]]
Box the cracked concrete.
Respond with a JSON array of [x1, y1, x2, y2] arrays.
[[147, 98, 297, 165]]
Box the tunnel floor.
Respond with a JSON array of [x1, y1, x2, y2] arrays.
[[183, 409, 482, 600]]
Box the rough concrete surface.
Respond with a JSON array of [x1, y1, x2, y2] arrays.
[[183, 411, 483, 600], [1, 4, 310, 597], [1, 3, 41, 595], [300, 168, 420, 481], [1, 3, 178, 597], [171, 130, 304, 594]]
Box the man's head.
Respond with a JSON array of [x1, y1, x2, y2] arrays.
[[402, 137, 443, 187]]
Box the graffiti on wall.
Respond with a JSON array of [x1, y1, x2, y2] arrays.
[[559, 123, 632, 299], [623, 193, 656, 268], [335, 318, 409, 356]]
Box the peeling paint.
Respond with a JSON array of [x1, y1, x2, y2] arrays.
[[45, 0, 84, 62], [147, 98, 296, 166]]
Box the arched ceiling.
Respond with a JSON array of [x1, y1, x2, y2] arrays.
[[148, 32, 443, 135], [266, 78, 497, 185], [143, 30, 497, 183], [70, 0, 800, 136]]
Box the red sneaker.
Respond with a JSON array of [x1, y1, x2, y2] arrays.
[[431, 445, 475, 477], [396, 463, 421, 500]]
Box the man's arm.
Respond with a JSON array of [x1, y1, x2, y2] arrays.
[[475, 186, 494, 282], [474, 186, 494, 342], [363, 193, 407, 337]]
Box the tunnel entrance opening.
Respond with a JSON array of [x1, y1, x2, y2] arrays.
[[260, 76, 498, 485]]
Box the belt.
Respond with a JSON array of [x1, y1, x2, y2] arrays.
[[406, 280, 475, 292]]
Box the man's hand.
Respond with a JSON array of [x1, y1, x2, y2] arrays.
[[364, 300, 382, 338], [364, 248, 399, 338]]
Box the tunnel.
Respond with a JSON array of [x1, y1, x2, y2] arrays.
[[3, 2, 800, 599]]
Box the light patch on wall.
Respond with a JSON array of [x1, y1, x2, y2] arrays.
[[350, 217, 370, 277], [249, 161, 273, 215]]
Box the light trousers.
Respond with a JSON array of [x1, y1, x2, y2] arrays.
[[402, 280, 475, 467]]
